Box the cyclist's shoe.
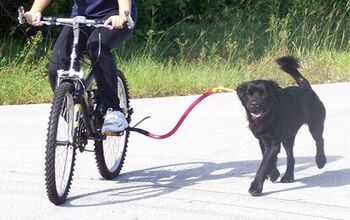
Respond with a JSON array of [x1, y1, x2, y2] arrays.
[[101, 108, 129, 134]]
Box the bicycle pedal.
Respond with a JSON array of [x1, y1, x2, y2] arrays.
[[104, 131, 124, 136]]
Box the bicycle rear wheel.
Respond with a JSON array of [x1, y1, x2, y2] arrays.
[[95, 70, 130, 179], [45, 82, 76, 205]]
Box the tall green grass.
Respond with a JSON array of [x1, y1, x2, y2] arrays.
[[0, 33, 52, 104], [0, 4, 349, 104]]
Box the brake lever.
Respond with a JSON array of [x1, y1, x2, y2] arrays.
[[18, 6, 26, 24], [124, 11, 135, 29]]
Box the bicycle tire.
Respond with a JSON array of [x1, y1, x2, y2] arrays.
[[45, 82, 77, 205], [95, 70, 131, 179]]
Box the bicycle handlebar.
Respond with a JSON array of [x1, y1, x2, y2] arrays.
[[18, 6, 135, 29]]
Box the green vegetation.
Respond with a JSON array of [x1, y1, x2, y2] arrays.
[[0, 33, 52, 104], [0, 1, 349, 104]]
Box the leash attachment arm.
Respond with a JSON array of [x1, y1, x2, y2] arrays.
[[128, 89, 221, 139]]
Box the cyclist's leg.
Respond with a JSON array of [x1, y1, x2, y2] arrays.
[[86, 24, 134, 113], [48, 26, 91, 90], [48, 26, 72, 90]]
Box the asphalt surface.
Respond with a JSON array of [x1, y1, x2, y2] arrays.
[[0, 82, 350, 220]]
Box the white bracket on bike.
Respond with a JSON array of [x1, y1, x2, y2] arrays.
[[73, 16, 86, 24], [69, 17, 84, 78], [57, 69, 84, 79]]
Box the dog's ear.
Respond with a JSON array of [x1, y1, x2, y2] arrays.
[[236, 82, 248, 102], [270, 81, 283, 100]]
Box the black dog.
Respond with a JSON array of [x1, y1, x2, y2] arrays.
[[236, 56, 327, 196]]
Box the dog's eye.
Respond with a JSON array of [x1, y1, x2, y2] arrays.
[[248, 89, 255, 96], [259, 89, 265, 96]]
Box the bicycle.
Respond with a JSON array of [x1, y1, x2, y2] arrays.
[[18, 6, 135, 205]]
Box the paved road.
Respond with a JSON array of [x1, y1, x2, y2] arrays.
[[1, 82, 350, 220]]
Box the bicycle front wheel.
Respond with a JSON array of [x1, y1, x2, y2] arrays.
[[45, 82, 76, 205], [95, 70, 130, 179]]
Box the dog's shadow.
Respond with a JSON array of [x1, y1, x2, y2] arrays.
[[266, 161, 350, 195], [65, 155, 343, 207]]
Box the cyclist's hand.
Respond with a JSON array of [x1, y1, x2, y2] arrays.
[[24, 11, 43, 26], [104, 15, 126, 29]]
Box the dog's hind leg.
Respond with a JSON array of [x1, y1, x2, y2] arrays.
[[309, 115, 327, 169], [281, 135, 296, 183]]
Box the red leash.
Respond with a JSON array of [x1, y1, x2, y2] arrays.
[[129, 87, 234, 139]]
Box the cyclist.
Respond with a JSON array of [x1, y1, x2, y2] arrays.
[[24, 0, 137, 133]]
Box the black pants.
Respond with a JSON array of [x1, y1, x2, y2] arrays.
[[48, 22, 134, 112]]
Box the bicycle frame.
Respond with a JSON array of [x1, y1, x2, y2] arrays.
[[67, 73, 102, 142]]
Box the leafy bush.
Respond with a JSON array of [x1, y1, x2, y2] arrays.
[[1, 0, 348, 37]]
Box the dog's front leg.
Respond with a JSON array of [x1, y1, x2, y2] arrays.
[[250, 139, 281, 196], [259, 139, 280, 182]]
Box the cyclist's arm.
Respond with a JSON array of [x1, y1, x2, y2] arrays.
[[104, 0, 132, 29], [24, 0, 51, 26], [118, 0, 132, 16], [31, 0, 51, 13]]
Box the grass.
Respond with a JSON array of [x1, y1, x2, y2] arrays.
[[119, 56, 244, 98], [0, 33, 53, 104], [0, 5, 349, 105]]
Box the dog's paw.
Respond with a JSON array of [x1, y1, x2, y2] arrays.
[[249, 181, 263, 196], [316, 153, 327, 169], [268, 168, 280, 183], [281, 173, 294, 183]]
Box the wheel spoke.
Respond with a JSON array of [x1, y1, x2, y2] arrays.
[[103, 136, 123, 170]]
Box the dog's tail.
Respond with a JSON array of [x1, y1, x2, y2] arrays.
[[276, 56, 311, 88]]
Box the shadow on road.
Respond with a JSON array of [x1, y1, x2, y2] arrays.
[[65, 155, 342, 207], [265, 167, 350, 195]]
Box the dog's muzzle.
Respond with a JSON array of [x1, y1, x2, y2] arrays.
[[249, 103, 267, 120]]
